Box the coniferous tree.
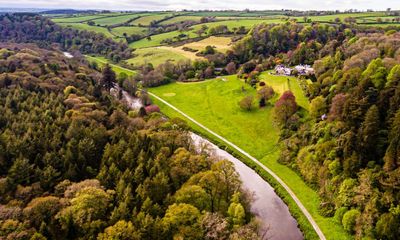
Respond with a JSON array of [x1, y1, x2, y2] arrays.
[[102, 64, 116, 90], [384, 109, 400, 172], [358, 105, 380, 162]]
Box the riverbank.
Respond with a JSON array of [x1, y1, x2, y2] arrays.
[[148, 75, 351, 240], [191, 133, 303, 240], [151, 96, 321, 240], [116, 84, 305, 239]]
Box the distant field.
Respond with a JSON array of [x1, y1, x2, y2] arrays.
[[85, 55, 137, 76], [293, 12, 389, 23], [57, 22, 116, 39], [110, 26, 148, 37], [181, 36, 232, 53], [314, 12, 385, 21], [131, 13, 173, 26], [126, 47, 189, 67], [159, 15, 203, 25], [92, 13, 144, 26], [130, 19, 284, 48], [51, 14, 109, 23], [157, 46, 203, 60], [187, 11, 284, 17]]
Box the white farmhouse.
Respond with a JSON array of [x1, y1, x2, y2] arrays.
[[274, 64, 292, 76]]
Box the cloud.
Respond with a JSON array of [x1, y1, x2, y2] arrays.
[[0, 0, 398, 11]]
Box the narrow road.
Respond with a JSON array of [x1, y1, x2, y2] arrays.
[[84, 55, 326, 239], [148, 92, 326, 240]]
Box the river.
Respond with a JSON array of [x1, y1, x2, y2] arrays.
[[191, 133, 303, 240], [118, 87, 303, 240]]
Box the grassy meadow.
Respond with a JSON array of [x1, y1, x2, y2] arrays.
[[85, 55, 137, 76], [57, 22, 116, 39], [130, 13, 173, 26], [110, 26, 148, 37], [92, 13, 144, 26], [148, 74, 351, 240], [129, 19, 284, 48], [126, 47, 190, 67], [182, 36, 233, 52]]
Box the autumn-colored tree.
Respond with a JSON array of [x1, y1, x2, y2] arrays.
[[238, 95, 254, 111], [274, 91, 297, 127], [98, 220, 140, 240], [225, 62, 237, 75], [257, 85, 275, 107], [328, 93, 347, 121]]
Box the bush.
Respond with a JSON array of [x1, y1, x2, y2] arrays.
[[334, 207, 348, 223], [145, 105, 160, 114], [238, 95, 254, 111], [342, 209, 360, 233], [376, 213, 400, 239]]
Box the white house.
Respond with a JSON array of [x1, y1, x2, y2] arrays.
[[274, 64, 292, 76], [294, 64, 314, 75]]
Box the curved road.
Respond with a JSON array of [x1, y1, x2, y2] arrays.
[[148, 92, 326, 240], [83, 56, 325, 239]]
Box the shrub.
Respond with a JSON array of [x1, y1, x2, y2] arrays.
[[376, 213, 400, 239], [238, 95, 254, 111], [334, 207, 348, 223], [342, 209, 360, 233], [145, 105, 160, 114]]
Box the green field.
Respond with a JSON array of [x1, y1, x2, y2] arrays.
[[111, 26, 148, 37], [131, 13, 173, 26], [159, 15, 203, 25], [57, 22, 116, 39], [126, 47, 189, 67], [130, 19, 284, 48], [187, 11, 285, 17], [148, 74, 351, 240], [182, 36, 232, 52], [85, 55, 137, 76], [51, 14, 114, 23], [92, 13, 144, 26]]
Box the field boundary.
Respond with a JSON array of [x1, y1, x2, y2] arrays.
[[148, 92, 326, 240]]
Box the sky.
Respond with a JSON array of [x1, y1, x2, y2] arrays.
[[0, 0, 399, 11]]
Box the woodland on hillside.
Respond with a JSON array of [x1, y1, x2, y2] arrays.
[[0, 43, 260, 239], [1, 12, 400, 239]]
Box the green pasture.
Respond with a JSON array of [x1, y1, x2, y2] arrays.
[[148, 74, 351, 240], [126, 47, 188, 67]]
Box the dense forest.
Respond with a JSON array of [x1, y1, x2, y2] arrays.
[[0, 14, 131, 62], [2, 11, 400, 240], [0, 43, 260, 239], [230, 22, 400, 239]]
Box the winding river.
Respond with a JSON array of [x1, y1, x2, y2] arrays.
[[191, 133, 303, 240], [115, 87, 303, 240]]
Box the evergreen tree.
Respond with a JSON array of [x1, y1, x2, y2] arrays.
[[102, 64, 116, 90], [358, 105, 380, 162], [384, 109, 400, 172]]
